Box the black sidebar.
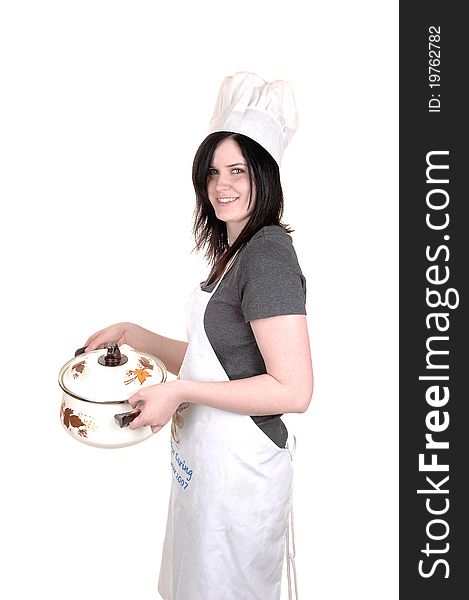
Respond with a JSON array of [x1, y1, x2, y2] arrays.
[[400, 2, 467, 599]]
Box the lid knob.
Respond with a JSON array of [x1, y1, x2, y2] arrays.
[[98, 341, 129, 367]]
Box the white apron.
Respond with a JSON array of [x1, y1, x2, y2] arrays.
[[158, 263, 297, 600]]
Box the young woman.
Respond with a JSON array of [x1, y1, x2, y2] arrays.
[[84, 74, 313, 600]]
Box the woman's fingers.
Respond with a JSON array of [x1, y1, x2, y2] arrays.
[[84, 328, 105, 345], [85, 337, 119, 352], [84, 325, 127, 351], [126, 381, 180, 433], [83, 330, 107, 351], [85, 340, 106, 351], [127, 391, 141, 409], [129, 413, 161, 434], [128, 412, 145, 430]]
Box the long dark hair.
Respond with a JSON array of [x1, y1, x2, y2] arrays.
[[192, 131, 292, 285]]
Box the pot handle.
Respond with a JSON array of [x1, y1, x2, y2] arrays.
[[114, 409, 141, 428], [74, 345, 88, 356]]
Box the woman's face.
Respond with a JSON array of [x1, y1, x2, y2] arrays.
[[206, 137, 255, 242]]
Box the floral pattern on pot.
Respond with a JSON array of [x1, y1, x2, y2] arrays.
[[71, 360, 87, 379], [171, 403, 190, 443], [124, 355, 154, 385], [60, 400, 96, 438]]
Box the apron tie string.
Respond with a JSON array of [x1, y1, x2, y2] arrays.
[[286, 435, 299, 600]]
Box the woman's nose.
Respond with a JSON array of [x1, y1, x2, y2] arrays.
[[215, 171, 231, 190]]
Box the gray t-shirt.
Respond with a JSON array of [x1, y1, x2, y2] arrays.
[[201, 225, 307, 448]]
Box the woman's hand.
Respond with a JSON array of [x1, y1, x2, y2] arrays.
[[84, 322, 139, 351], [128, 380, 184, 434]]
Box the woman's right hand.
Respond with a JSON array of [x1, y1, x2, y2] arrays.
[[84, 322, 139, 352]]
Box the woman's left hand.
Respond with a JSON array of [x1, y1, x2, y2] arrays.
[[127, 380, 184, 434]]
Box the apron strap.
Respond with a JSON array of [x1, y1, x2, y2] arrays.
[[286, 434, 297, 461], [285, 434, 299, 599], [286, 509, 299, 600]]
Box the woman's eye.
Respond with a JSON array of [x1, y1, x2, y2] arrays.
[[207, 167, 244, 177]]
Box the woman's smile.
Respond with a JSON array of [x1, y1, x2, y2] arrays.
[[217, 196, 239, 204]]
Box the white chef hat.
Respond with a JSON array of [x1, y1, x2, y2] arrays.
[[207, 72, 298, 166]]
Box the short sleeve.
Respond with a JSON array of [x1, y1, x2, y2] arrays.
[[239, 232, 307, 323]]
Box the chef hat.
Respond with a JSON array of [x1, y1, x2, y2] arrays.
[[207, 72, 298, 166]]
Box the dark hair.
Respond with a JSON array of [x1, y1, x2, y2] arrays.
[[192, 131, 292, 285]]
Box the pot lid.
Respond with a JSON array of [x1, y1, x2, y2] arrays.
[[59, 342, 167, 404]]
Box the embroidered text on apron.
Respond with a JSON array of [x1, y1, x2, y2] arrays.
[[158, 260, 295, 600]]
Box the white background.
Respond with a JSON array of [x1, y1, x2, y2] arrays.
[[0, 1, 398, 598]]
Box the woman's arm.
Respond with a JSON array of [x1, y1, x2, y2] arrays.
[[85, 322, 188, 376], [128, 314, 313, 432], [181, 314, 313, 414]]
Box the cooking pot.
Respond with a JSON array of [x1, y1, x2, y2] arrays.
[[58, 341, 167, 448]]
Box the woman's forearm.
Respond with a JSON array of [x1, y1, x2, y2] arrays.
[[174, 315, 313, 416], [177, 372, 312, 416], [126, 325, 188, 376]]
